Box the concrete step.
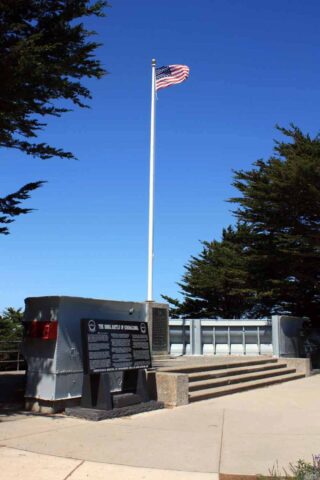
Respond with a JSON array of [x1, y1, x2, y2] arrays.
[[152, 355, 172, 361], [158, 357, 278, 374], [152, 357, 176, 368], [189, 366, 296, 391], [189, 372, 305, 402], [188, 362, 288, 382]]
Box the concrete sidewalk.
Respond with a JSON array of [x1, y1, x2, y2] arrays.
[[1, 374, 320, 479]]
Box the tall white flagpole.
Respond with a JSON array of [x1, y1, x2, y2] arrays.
[[147, 58, 156, 302]]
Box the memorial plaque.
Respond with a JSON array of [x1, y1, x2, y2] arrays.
[[151, 307, 168, 352], [81, 319, 151, 374]]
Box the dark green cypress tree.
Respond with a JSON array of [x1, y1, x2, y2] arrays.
[[231, 125, 320, 320], [165, 125, 320, 322], [0, 182, 45, 235], [163, 225, 252, 318], [0, 0, 108, 233]]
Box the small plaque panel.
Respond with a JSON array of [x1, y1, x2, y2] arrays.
[[81, 319, 151, 374], [151, 308, 168, 352]]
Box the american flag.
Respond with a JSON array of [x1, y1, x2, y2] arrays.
[[155, 64, 190, 92]]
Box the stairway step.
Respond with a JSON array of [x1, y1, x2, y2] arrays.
[[189, 372, 305, 402], [158, 357, 278, 374], [189, 367, 296, 391], [188, 362, 288, 382]]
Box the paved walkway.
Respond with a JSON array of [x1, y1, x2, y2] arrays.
[[1, 374, 320, 479]]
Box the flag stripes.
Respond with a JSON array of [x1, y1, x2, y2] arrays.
[[155, 64, 190, 91]]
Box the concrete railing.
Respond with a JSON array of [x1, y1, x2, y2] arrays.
[[169, 318, 273, 356]]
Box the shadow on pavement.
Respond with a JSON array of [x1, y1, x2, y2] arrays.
[[0, 370, 26, 416], [0, 371, 73, 421], [0, 371, 26, 401], [0, 371, 27, 419]]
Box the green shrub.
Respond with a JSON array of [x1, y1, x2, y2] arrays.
[[258, 455, 320, 480], [0, 308, 23, 342], [0, 308, 24, 371]]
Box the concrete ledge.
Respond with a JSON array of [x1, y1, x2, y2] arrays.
[[282, 357, 311, 377], [154, 372, 189, 407]]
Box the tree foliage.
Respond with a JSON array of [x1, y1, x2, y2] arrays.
[[165, 126, 320, 321], [0, 307, 24, 371], [0, 0, 108, 234], [0, 181, 45, 234], [163, 226, 251, 318], [231, 125, 320, 319], [0, 307, 23, 342]]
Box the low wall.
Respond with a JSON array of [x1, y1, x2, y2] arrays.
[[169, 319, 273, 356], [147, 370, 188, 407], [283, 357, 311, 377], [170, 316, 309, 358]]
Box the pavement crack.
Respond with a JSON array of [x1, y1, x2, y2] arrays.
[[0, 419, 89, 442], [218, 408, 225, 474], [62, 460, 85, 480]]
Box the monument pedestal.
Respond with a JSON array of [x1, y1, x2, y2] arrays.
[[81, 370, 150, 411]]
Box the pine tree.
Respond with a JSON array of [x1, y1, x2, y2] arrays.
[[231, 125, 320, 320], [0, 0, 108, 234], [163, 225, 252, 318], [165, 126, 320, 322]]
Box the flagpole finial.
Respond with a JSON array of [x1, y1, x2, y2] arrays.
[[152, 58, 156, 66]]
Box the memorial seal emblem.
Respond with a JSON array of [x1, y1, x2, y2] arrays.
[[88, 319, 97, 333], [140, 322, 147, 334]]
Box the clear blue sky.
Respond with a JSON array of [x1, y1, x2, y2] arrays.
[[1, 0, 320, 311]]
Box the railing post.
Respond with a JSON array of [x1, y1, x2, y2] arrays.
[[182, 319, 186, 355], [272, 315, 280, 357], [190, 319, 202, 355]]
